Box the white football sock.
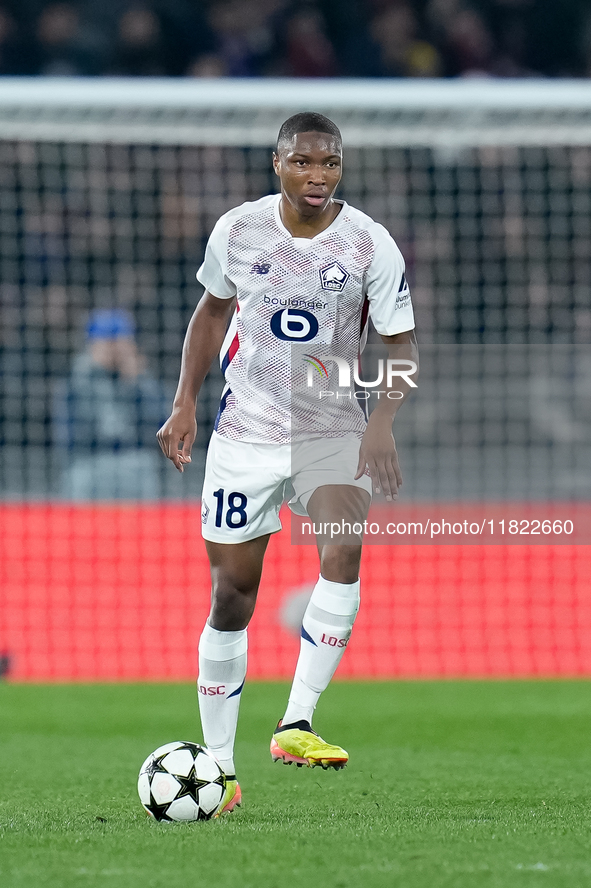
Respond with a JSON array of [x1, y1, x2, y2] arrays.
[[197, 623, 247, 776], [282, 575, 360, 727]]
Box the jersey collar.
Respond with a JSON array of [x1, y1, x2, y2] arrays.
[[273, 194, 347, 242]]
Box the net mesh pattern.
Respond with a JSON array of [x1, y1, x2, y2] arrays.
[[0, 124, 589, 679]]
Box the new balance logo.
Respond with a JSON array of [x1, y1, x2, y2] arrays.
[[251, 262, 271, 274]]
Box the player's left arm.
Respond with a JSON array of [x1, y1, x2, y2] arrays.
[[355, 327, 419, 501], [356, 222, 418, 501]]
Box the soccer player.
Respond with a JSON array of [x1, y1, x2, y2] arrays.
[[157, 112, 418, 816]]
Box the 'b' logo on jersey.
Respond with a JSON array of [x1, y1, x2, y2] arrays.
[[319, 261, 349, 292], [270, 308, 319, 342]]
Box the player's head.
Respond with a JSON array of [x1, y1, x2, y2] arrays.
[[275, 112, 342, 155], [273, 112, 342, 217]]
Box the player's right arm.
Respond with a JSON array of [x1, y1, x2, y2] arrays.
[[157, 291, 236, 472]]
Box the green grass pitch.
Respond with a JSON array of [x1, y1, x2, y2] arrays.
[[2, 681, 591, 888]]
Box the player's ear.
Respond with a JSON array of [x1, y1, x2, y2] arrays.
[[272, 152, 280, 177]]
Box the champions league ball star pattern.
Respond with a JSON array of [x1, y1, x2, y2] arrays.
[[196, 194, 414, 444], [138, 741, 226, 821]]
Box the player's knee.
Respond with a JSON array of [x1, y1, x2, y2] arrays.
[[320, 545, 361, 585], [209, 581, 258, 630]]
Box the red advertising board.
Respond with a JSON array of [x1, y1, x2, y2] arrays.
[[1, 504, 590, 680]]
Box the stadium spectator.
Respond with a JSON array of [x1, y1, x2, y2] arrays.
[[444, 7, 495, 77], [204, 0, 282, 77], [159, 0, 217, 76], [34, 2, 106, 76], [53, 309, 170, 500], [281, 5, 339, 77], [109, 6, 172, 77], [187, 51, 228, 77], [318, 0, 383, 77], [0, 6, 33, 74], [0, 0, 586, 79], [370, 2, 442, 78]]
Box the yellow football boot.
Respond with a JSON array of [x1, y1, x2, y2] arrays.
[[270, 720, 348, 769], [214, 777, 242, 817]]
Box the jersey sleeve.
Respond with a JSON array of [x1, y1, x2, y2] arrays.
[[196, 215, 237, 299], [364, 225, 415, 336]]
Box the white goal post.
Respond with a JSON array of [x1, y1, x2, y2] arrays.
[[1, 77, 591, 147]]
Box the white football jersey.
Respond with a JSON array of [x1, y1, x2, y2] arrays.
[[197, 194, 414, 444]]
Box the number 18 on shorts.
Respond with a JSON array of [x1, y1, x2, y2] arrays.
[[200, 433, 287, 544], [200, 431, 372, 545]]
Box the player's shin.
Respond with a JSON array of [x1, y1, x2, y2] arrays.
[[197, 623, 247, 776], [282, 575, 360, 726]]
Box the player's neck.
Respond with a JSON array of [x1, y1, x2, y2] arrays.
[[278, 197, 341, 239]]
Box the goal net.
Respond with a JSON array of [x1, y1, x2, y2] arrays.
[[0, 78, 589, 680]]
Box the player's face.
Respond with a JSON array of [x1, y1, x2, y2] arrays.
[[273, 132, 342, 218]]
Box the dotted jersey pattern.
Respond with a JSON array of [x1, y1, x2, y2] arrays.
[[211, 197, 403, 444]]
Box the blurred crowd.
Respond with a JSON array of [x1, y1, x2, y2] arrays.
[[0, 0, 587, 80]]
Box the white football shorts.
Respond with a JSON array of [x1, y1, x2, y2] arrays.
[[200, 431, 372, 544]]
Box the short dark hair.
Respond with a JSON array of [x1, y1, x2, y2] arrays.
[[276, 112, 342, 153]]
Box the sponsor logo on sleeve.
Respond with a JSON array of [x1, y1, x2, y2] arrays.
[[395, 273, 411, 308]]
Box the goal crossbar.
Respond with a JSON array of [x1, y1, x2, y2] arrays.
[[2, 77, 591, 147]]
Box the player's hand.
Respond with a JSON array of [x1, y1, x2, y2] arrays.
[[355, 415, 402, 502], [156, 407, 197, 473]]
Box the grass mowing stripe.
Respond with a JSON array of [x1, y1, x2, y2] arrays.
[[1, 681, 591, 888]]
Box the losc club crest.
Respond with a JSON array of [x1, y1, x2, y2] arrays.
[[319, 261, 349, 292]]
